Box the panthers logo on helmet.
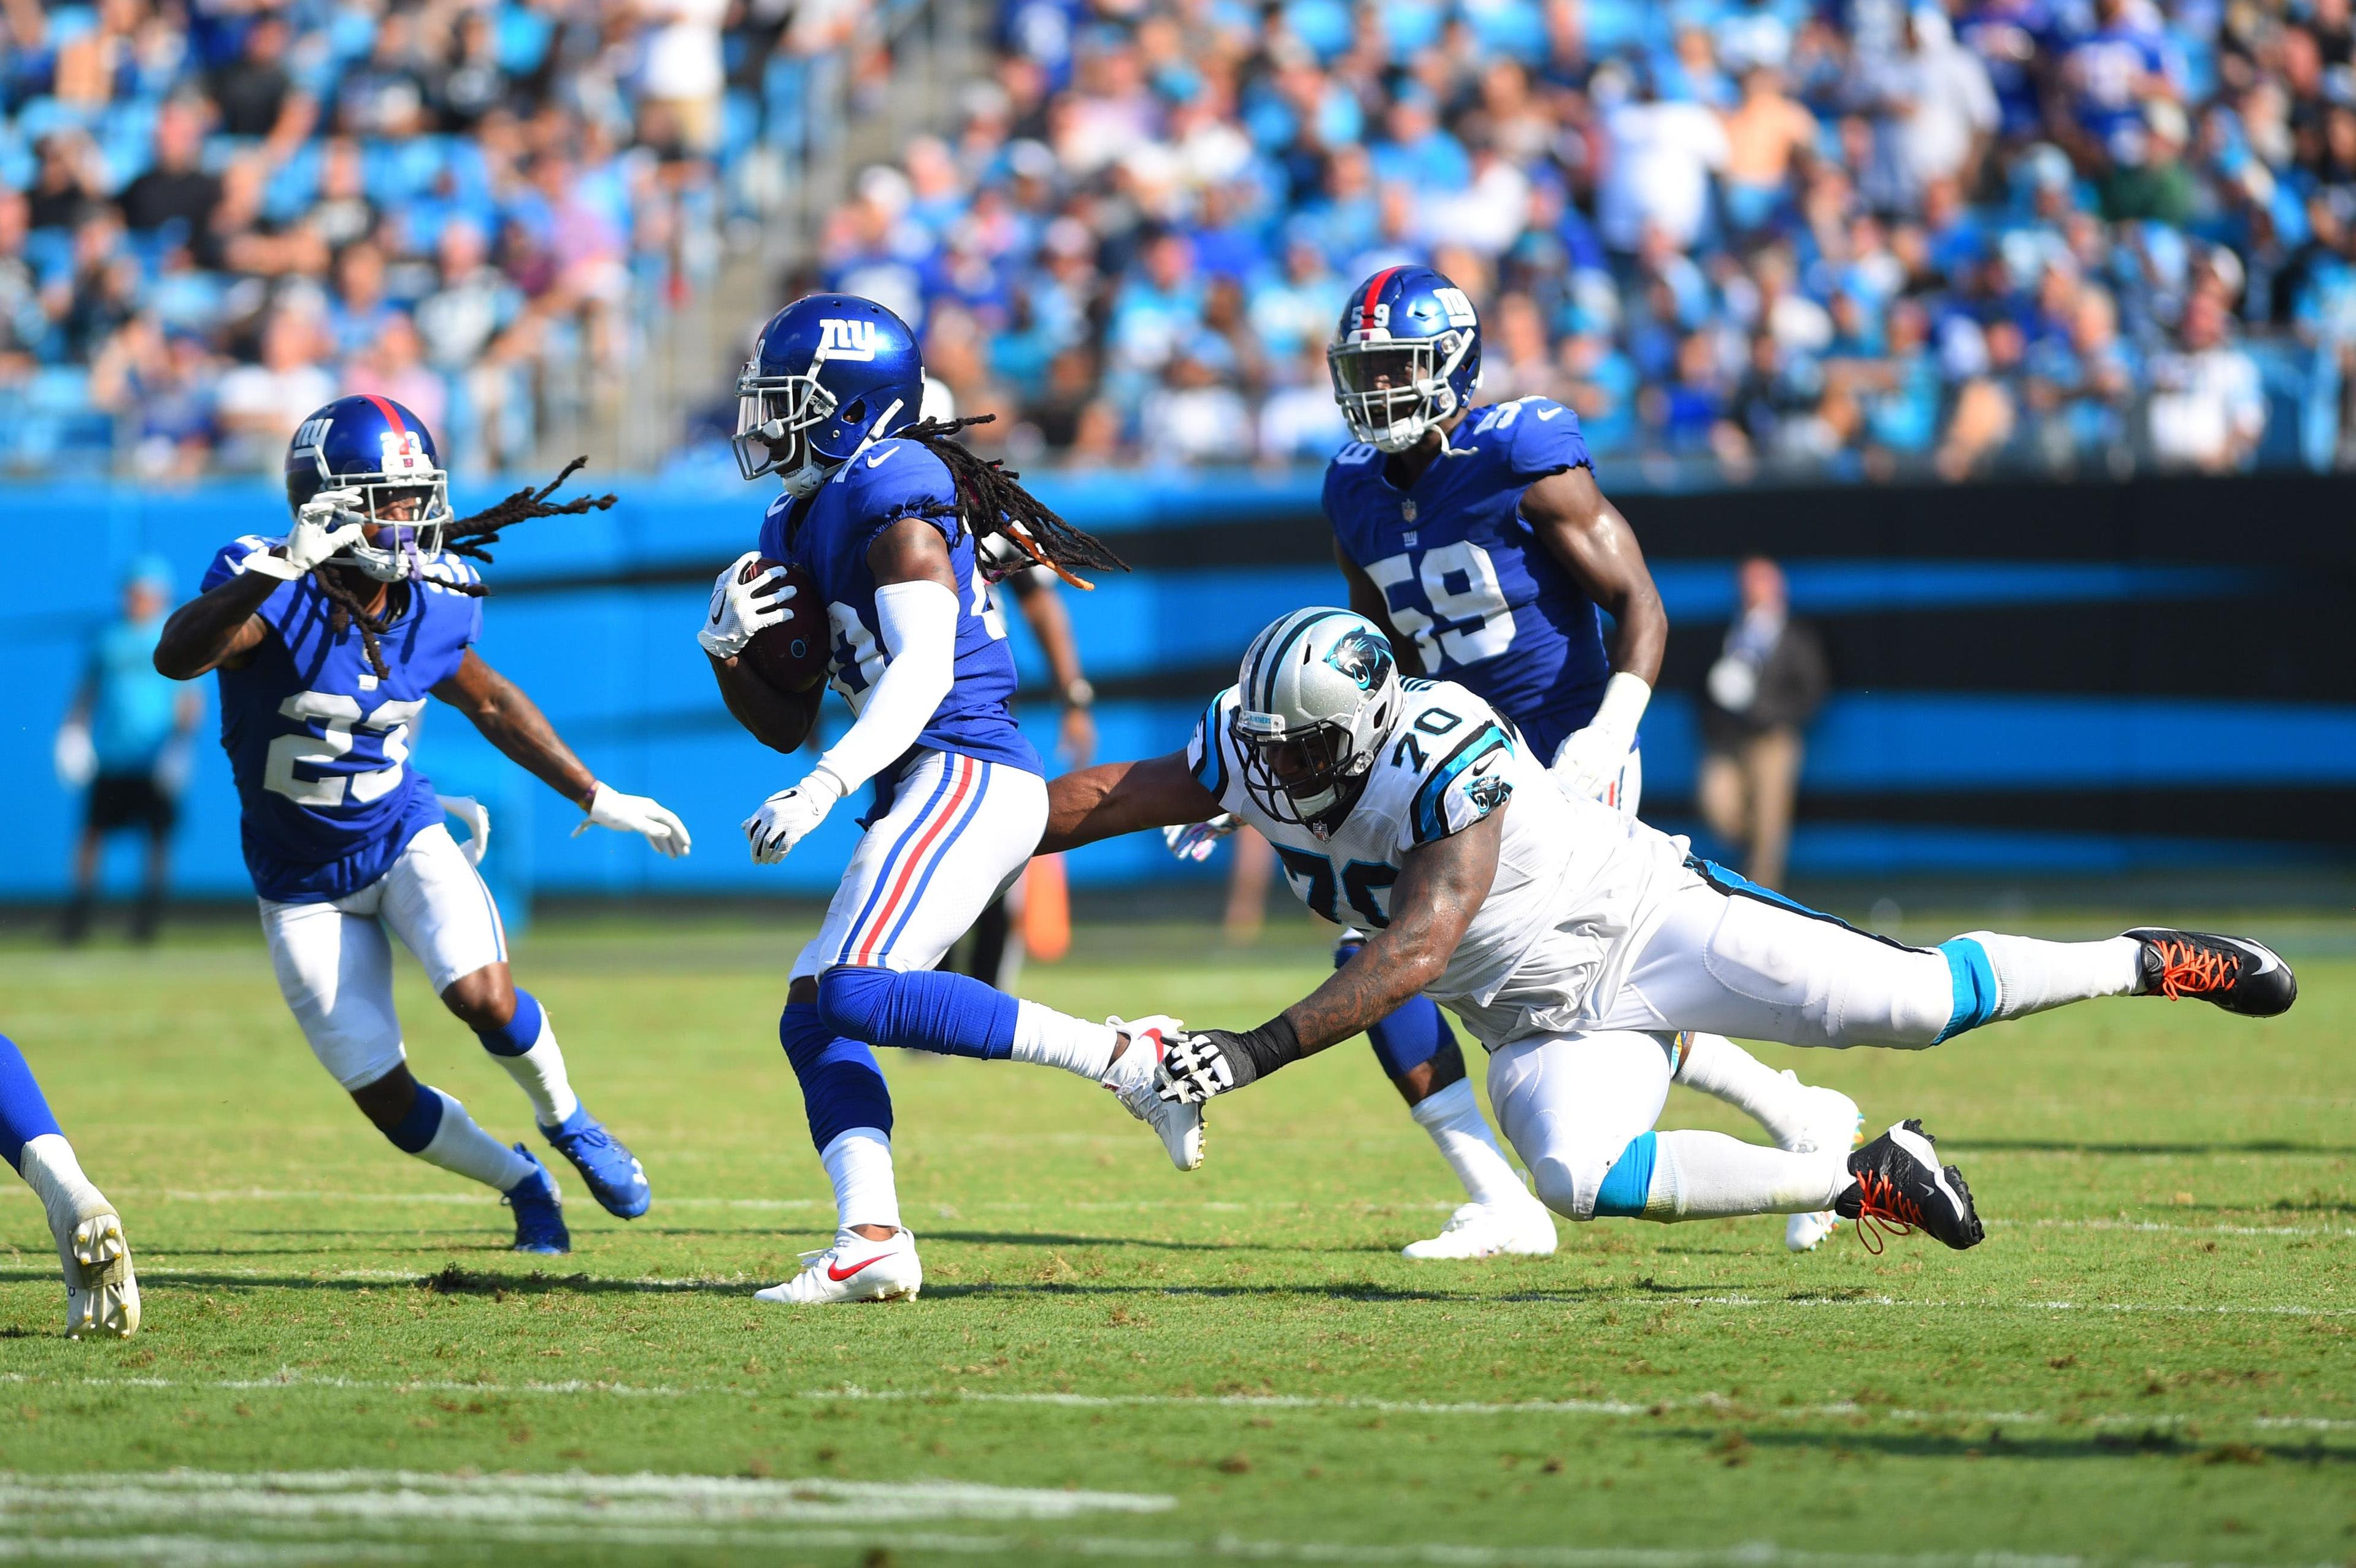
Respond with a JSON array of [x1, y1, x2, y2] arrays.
[[1325, 628, 1395, 693]]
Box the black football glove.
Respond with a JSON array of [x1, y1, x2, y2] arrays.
[[1153, 1017, 1302, 1105]]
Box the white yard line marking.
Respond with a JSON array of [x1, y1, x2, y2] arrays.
[[6, 1372, 2350, 1434], [133, 1189, 1446, 1214], [0, 1474, 2337, 1568], [1992, 1218, 2356, 1239]]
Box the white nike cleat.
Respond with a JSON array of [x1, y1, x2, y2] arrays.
[[754, 1227, 923, 1305], [1104, 1014, 1204, 1172], [50, 1192, 139, 1339], [1401, 1198, 1558, 1260], [1782, 1077, 1864, 1253]]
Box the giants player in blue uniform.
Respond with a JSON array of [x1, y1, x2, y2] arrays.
[[154, 396, 689, 1254], [702, 295, 1201, 1305], [2, 1032, 137, 1336], [1173, 267, 1859, 1259]]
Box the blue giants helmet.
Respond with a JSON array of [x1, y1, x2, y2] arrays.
[[733, 293, 926, 494], [284, 394, 453, 583], [1327, 265, 1485, 453]]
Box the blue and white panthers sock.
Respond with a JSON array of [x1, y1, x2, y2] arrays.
[[1595, 1130, 1845, 1221], [0, 1033, 65, 1175], [384, 1083, 534, 1193], [473, 990, 580, 1129], [1955, 933, 2142, 1020]]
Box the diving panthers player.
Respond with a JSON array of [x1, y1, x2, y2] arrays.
[[703, 294, 1200, 1306], [1171, 266, 1854, 1258], [3, 1031, 137, 1337], [155, 396, 687, 1254], [1050, 610, 2296, 1249]]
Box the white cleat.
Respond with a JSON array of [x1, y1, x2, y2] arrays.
[[52, 1197, 139, 1339], [1104, 1015, 1204, 1172], [1401, 1199, 1558, 1260], [754, 1227, 923, 1305], [1782, 1077, 1864, 1253]]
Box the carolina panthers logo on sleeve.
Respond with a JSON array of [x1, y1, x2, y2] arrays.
[[1323, 628, 1394, 693], [1410, 721, 1514, 844]]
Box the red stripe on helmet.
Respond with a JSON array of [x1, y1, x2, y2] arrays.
[[1358, 266, 1404, 332], [358, 393, 407, 436]]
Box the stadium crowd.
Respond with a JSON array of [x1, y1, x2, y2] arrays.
[[806, 0, 2356, 479], [8, 1, 2356, 482], [0, 0, 877, 476]]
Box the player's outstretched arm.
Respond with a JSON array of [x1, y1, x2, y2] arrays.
[[152, 572, 276, 680], [1156, 808, 1503, 1104], [1038, 751, 1223, 855], [432, 649, 691, 856]]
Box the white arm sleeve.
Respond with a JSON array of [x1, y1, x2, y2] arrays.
[[814, 578, 960, 795]]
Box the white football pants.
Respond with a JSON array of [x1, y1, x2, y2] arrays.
[[258, 823, 507, 1091], [790, 748, 1047, 980]]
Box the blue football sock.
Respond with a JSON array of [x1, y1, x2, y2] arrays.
[[472, 988, 545, 1057], [0, 1034, 63, 1174], [817, 966, 1017, 1061], [1339, 941, 1458, 1082], [780, 1001, 895, 1153]]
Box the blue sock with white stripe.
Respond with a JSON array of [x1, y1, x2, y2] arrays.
[[472, 990, 580, 1128], [0, 1034, 64, 1175], [818, 967, 1018, 1061]]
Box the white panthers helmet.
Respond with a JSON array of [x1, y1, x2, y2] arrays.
[[1232, 608, 1403, 832]]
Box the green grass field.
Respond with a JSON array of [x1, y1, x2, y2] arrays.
[[2, 905, 2350, 1567]]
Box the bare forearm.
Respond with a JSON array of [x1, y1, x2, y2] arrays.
[[155, 574, 275, 678], [1279, 927, 1450, 1053], [1041, 751, 1219, 854], [1601, 578, 1666, 685], [710, 653, 820, 753], [463, 682, 596, 806]]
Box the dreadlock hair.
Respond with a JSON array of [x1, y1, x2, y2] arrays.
[[893, 415, 1127, 590], [317, 457, 618, 680]]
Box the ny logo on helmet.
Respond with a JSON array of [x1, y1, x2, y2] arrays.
[[378, 430, 429, 474], [816, 318, 880, 362], [1324, 629, 1394, 693]]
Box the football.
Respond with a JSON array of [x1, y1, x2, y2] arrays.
[[738, 556, 828, 693]]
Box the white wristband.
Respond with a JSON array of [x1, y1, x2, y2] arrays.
[[1589, 671, 1652, 743]]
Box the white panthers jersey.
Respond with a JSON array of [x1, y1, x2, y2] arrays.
[[1188, 679, 1692, 1045]]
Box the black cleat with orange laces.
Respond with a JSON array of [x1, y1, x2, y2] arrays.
[[1833, 1120, 1983, 1252], [2124, 929, 2297, 1017]]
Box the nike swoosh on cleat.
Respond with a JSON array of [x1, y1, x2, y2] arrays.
[[2231, 939, 2282, 975], [826, 1253, 893, 1282]]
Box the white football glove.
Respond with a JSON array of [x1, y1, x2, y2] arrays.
[[1550, 672, 1652, 802], [572, 782, 692, 858], [1163, 815, 1239, 863], [441, 795, 491, 867], [245, 488, 368, 581], [742, 765, 847, 864], [53, 721, 96, 789], [698, 550, 795, 660]]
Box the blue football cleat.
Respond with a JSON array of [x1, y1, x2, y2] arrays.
[[541, 1106, 652, 1220], [502, 1147, 571, 1255]]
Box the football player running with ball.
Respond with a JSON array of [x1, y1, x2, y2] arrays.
[[1168, 267, 1858, 1259], [1049, 610, 2296, 1251], [155, 396, 686, 1255], [703, 294, 1204, 1306]]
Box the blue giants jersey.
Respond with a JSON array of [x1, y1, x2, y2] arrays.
[[1324, 395, 1613, 763], [202, 536, 481, 903], [756, 436, 1041, 803]]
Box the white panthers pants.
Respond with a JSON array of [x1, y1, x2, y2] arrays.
[[790, 748, 1048, 982], [258, 823, 507, 1091], [1482, 869, 1969, 1221]]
